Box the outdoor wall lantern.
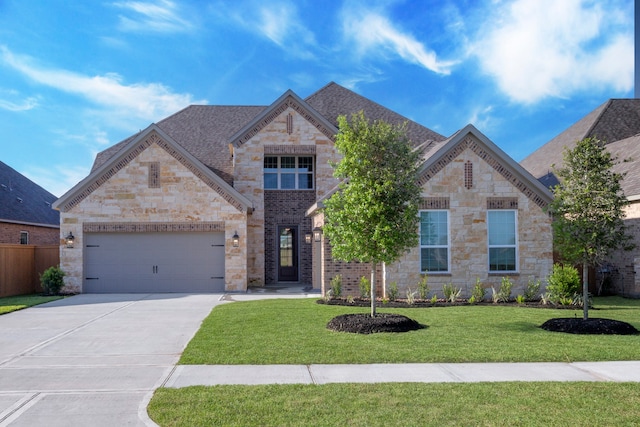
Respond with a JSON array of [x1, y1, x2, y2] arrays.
[[304, 232, 312, 244], [65, 231, 75, 248], [232, 231, 240, 247], [313, 226, 322, 242]]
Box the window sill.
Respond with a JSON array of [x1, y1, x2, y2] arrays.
[[488, 272, 519, 276]]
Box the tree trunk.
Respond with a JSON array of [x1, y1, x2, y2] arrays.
[[370, 264, 377, 317], [583, 263, 589, 320]]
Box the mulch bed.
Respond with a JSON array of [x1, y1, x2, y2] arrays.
[[540, 318, 639, 335], [321, 298, 638, 335], [327, 313, 425, 334]]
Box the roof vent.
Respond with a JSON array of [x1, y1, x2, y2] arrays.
[[1, 184, 6, 190], [16, 197, 23, 203]]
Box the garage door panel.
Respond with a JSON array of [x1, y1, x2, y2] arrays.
[[84, 232, 225, 293]]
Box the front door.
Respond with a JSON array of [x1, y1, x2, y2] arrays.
[[278, 226, 298, 281]]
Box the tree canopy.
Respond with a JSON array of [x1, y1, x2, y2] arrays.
[[548, 137, 634, 319], [323, 111, 423, 315]]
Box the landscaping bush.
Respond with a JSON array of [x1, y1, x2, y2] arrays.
[[417, 275, 429, 300], [524, 277, 541, 301], [546, 264, 581, 303], [330, 274, 342, 298], [359, 276, 370, 299], [40, 266, 65, 295], [388, 281, 399, 301], [469, 278, 485, 304]]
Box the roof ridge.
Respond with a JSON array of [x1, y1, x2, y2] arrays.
[[583, 99, 613, 142]]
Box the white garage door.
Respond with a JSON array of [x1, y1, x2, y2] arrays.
[[83, 232, 225, 293]]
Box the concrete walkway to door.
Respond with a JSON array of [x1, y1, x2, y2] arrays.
[[0, 293, 226, 427]]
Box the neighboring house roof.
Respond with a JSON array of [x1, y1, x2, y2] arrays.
[[419, 124, 553, 209], [53, 125, 254, 213], [89, 82, 444, 188], [0, 160, 59, 227], [607, 133, 640, 200], [521, 99, 640, 181]]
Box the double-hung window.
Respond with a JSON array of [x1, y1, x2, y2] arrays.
[[487, 210, 518, 272], [419, 210, 449, 273], [264, 156, 314, 189]]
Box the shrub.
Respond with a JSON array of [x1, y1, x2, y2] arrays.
[[323, 288, 334, 302], [40, 266, 65, 295], [470, 278, 485, 304], [540, 292, 551, 305], [497, 277, 513, 302], [359, 276, 371, 299], [406, 287, 417, 305], [546, 264, 581, 303], [524, 277, 541, 301], [430, 294, 438, 305], [330, 275, 342, 298], [442, 283, 461, 303], [388, 281, 399, 301], [516, 294, 525, 304], [417, 275, 429, 300]]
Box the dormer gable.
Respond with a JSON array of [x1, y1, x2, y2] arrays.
[[229, 90, 338, 148], [418, 124, 553, 209]]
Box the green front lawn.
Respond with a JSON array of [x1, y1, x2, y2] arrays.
[[180, 296, 640, 364], [149, 382, 640, 427], [0, 294, 63, 315]]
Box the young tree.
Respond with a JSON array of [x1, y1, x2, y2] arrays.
[[323, 111, 423, 316], [548, 137, 634, 320]]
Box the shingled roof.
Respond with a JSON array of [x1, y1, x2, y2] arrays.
[[90, 82, 444, 185], [521, 99, 640, 180], [607, 134, 640, 199], [0, 160, 59, 227], [305, 82, 445, 146]]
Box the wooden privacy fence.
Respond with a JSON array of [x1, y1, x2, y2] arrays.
[[0, 245, 60, 297]]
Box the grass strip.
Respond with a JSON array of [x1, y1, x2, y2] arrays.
[[149, 382, 640, 427], [180, 296, 640, 364], [0, 294, 63, 315]]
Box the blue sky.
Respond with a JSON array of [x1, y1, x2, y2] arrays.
[[0, 0, 633, 196]]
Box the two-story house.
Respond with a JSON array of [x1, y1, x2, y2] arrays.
[[53, 82, 553, 296]]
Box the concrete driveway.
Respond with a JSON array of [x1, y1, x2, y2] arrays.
[[0, 293, 225, 426]]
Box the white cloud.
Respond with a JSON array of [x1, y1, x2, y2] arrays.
[[211, 1, 317, 60], [0, 46, 205, 123], [23, 164, 92, 198], [472, 0, 633, 104], [467, 105, 495, 130], [0, 95, 38, 111], [112, 0, 194, 33], [341, 6, 455, 75]]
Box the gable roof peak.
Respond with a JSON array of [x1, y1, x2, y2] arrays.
[[229, 88, 337, 147]]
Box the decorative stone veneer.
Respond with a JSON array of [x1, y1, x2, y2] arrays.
[[385, 142, 553, 298], [59, 138, 248, 293], [233, 106, 339, 285]]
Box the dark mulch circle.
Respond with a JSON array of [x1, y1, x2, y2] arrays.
[[327, 313, 425, 334], [540, 318, 639, 335]]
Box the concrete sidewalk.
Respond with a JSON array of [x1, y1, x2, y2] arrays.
[[164, 361, 640, 387]]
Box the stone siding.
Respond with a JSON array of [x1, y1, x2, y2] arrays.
[[233, 106, 339, 286], [384, 142, 553, 299], [59, 139, 248, 293]]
